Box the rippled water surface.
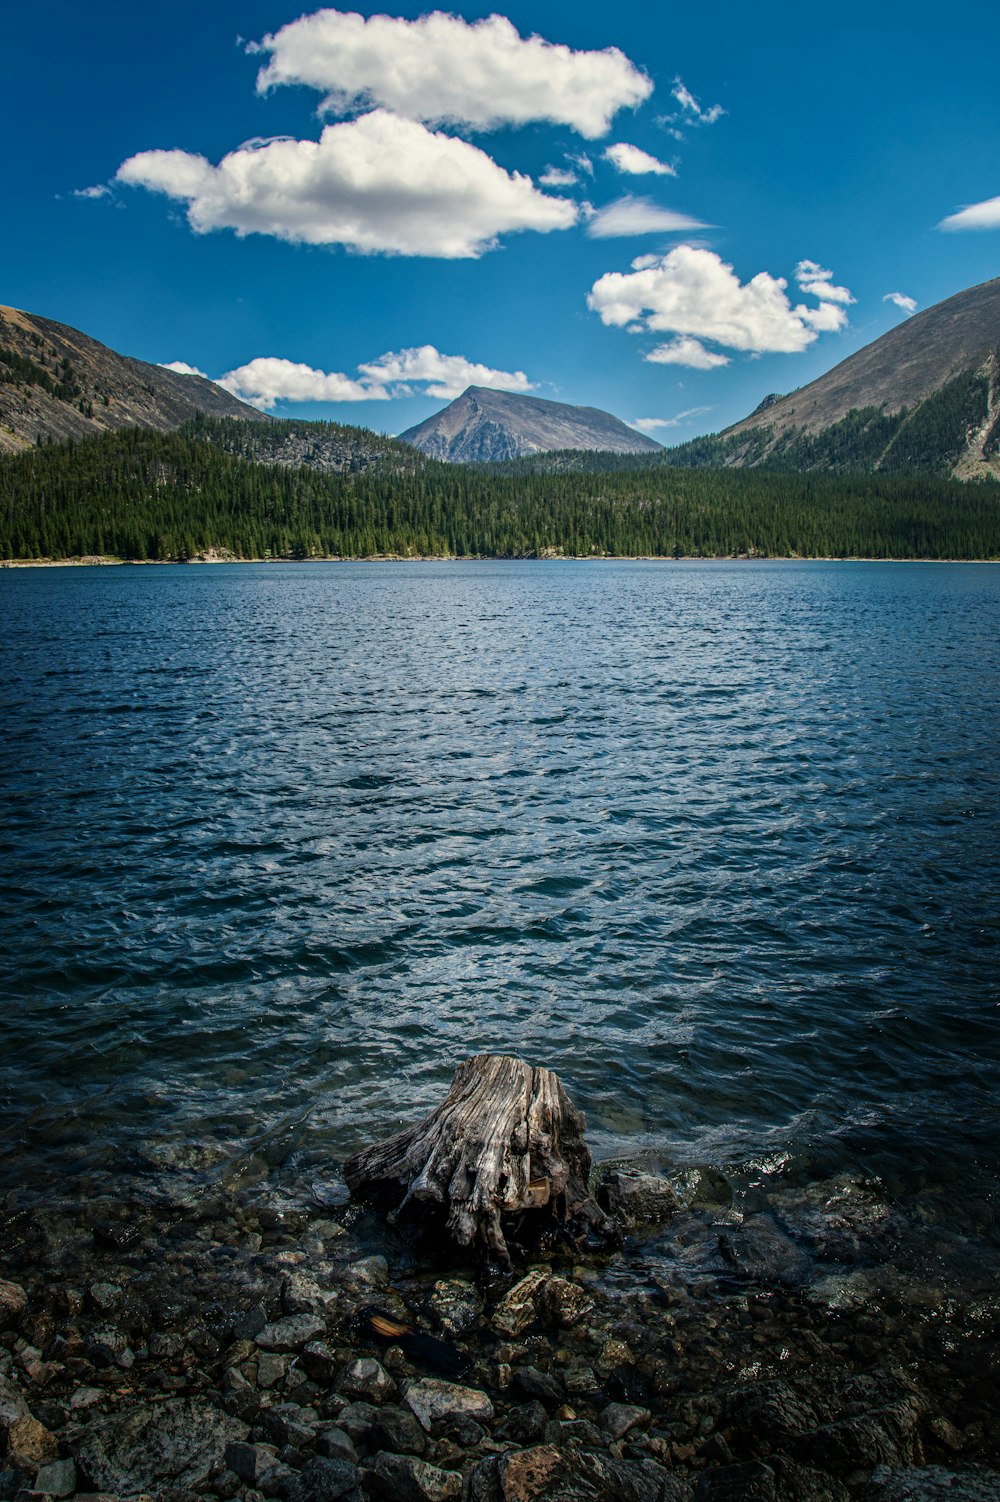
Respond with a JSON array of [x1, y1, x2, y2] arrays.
[[2, 560, 998, 1222]]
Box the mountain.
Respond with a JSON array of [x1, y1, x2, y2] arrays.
[[665, 277, 1000, 479], [184, 415, 427, 477], [0, 304, 263, 452], [398, 386, 662, 463]]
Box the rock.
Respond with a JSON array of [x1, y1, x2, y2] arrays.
[[368, 1406, 427, 1455], [85, 1329, 134, 1369], [799, 1398, 925, 1474], [0, 1282, 28, 1330], [292, 1454, 364, 1502], [343, 1256, 388, 1288], [74, 1398, 248, 1495], [31, 1457, 75, 1499], [596, 1169, 681, 1226], [404, 1379, 494, 1432], [256, 1315, 326, 1352], [538, 1278, 594, 1330], [512, 1368, 564, 1406], [722, 1380, 820, 1440], [317, 1427, 357, 1462], [7, 1417, 58, 1469], [226, 1442, 281, 1485], [861, 1465, 1000, 1500], [335, 1402, 378, 1442], [669, 1167, 733, 1211], [467, 1445, 693, 1502], [335, 1359, 395, 1404], [87, 1283, 123, 1315], [491, 1271, 549, 1337], [927, 1416, 964, 1452], [68, 1387, 103, 1411], [769, 1458, 850, 1502], [600, 1403, 651, 1440], [257, 1353, 290, 1390], [427, 1280, 483, 1336], [718, 1216, 811, 1286], [283, 1273, 335, 1316], [0, 1375, 30, 1431], [494, 1402, 549, 1445], [694, 1462, 778, 1501], [299, 1341, 338, 1383], [368, 1451, 462, 1502]]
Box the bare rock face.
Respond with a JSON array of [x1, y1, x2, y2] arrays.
[[343, 1054, 619, 1267], [0, 303, 263, 453], [399, 387, 663, 463]]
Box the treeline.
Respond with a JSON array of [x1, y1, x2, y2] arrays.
[[1, 424, 998, 561]]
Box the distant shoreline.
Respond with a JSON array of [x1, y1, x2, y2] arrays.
[[3, 553, 999, 569]]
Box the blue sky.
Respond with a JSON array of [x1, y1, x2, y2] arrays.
[[4, 0, 999, 441]]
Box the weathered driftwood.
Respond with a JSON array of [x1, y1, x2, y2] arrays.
[[343, 1053, 619, 1267]]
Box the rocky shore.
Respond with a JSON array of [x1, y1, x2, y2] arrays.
[[1, 1170, 998, 1502]]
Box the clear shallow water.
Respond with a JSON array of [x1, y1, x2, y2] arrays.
[[1, 560, 998, 1229]]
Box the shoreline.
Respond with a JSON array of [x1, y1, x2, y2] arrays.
[[2, 1171, 998, 1502], [3, 553, 999, 569]]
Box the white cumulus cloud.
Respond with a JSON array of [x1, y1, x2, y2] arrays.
[[116, 109, 577, 259], [174, 345, 533, 410], [253, 9, 652, 138], [939, 194, 1000, 231], [587, 246, 852, 361], [160, 360, 209, 378], [358, 346, 533, 400], [218, 358, 385, 409], [604, 143, 675, 177], [645, 337, 730, 369], [795, 259, 855, 305], [883, 291, 918, 315], [586, 195, 705, 238]]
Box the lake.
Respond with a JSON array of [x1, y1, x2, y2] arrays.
[[1, 559, 998, 1253]]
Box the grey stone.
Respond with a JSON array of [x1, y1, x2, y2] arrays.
[[335, 1358, 395, 1404], [538, 1278, 594, 1330], [294, 1454, 363, 1502], [0, 1376, 29, 1432], [404, 1378, 494, 1432], [31, 1458, 75, 1498], [600, 1403, 651, 1439], [316, 1428, 357, 1462], [256, 1315, 326, 1352], [718, 1215, 811, 1286], [225, 1441, 281, 1485], [343, 1256, 388, 1288], [258, 1353, 290, 1390], [427, 1279, 483, 1336], [299, 1342, 338, 1383], [74, 1398, 248, 1495], [597, 1169, 681, 1226], [368, 1405, 427, 1455], [368, 1451, 462, 1502], [511, 1367, 564, 1406], [722, 1380, 820, 1440], [495, 1402, 549, 1445], [491, 1271, 549, 1338], [862, 1466, 1000, 1501], [335, 1402, 378, 1441], [694, 1462, 777, 1501], [0, 1282, 27, 1332], [799, 1398, 925, 1473]]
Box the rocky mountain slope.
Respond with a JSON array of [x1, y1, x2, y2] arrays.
[[667, 277, 1000, 478], [398, 386, 662, 463], [0, 305, 263, 453], [184, 415, 426, 477]]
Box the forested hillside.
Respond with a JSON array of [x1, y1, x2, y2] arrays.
[[2, 426, 998, 561]]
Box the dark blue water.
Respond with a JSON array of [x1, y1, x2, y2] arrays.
[[1, 560, 998, 1226]]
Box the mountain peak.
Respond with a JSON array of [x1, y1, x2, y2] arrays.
[[399, 386, 661, 463]]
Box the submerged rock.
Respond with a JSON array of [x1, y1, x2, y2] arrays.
[[74, 1398, 248, 1494]]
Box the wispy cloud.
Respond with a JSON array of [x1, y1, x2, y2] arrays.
[[794, 259, 855, 305], [253, 9, 652, 139], [645, 338, 730, 369], [631, 406, 711, 430], [883, 291, 918, 315], [668, 77, 724, 126], [586, 195, 705, 239], [73, 184, 111, 200], [939, 193, 1000, 231]]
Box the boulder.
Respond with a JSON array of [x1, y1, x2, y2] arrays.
[[403, 1379, 494, 1432], [368, 1451, 462, 1502], [74, 1399, 248, 1495]]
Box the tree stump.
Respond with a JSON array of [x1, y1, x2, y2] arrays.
[[343, 1053, 620, 1267]]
